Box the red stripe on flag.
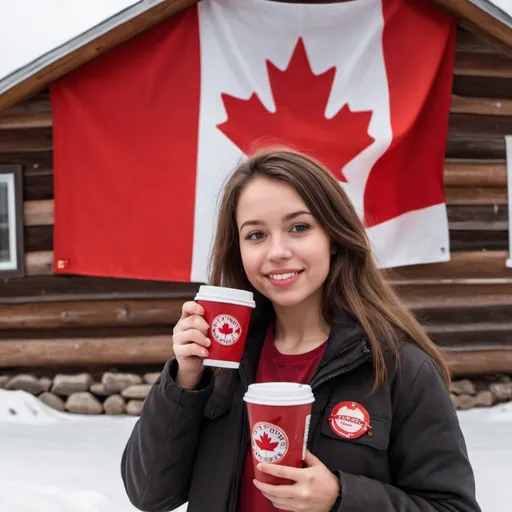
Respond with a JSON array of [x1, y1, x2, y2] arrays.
[[51, 6, 201, 281], [364, 0, 456, 228]]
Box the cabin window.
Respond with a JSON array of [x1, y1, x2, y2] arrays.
[[0, 165, 24, 277]]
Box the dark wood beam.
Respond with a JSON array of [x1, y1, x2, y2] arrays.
[[431, 0, 512, 57]]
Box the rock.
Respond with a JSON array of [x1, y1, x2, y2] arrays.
[[126, 400, 145, 416], [5, 374, 44, 395], [121, 384, 151, 400], [104, 395, 126, 415], [65, 392, 103, 415], [490, 382, 512, 402], [39, 377, 52, 392], [451, 394, 476, 410], [474, 390, 497, 408], [52, 373, 93, 396], [102, 372, 142, 393], [143, 372, 161, 385], [90, 383, 110, 397], [38, 392, 65, 412], [471, 379, 490, 394], [450, 379, 476, 396], [497, 374, 512, 384], [0, 376, 9, 388]]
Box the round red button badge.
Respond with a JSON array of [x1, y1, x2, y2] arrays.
[[328, 401, 371, 440]]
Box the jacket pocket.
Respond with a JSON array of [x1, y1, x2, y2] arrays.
[[315, 412, 391, 477], [320, 415, 391, 451]]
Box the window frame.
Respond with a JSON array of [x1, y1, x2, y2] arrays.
[[0, 164, 25, 277]]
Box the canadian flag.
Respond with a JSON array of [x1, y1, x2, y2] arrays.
[[50, 0, 456, 283]]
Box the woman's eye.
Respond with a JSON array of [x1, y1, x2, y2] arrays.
[[246, 231, 264, 241], [290, 223, 310, 233]]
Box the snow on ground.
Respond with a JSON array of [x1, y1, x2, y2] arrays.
[[0, 389, 509, 512]]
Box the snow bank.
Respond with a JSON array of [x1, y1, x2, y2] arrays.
[[1, 390, 509, 511]]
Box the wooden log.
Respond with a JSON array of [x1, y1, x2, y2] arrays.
[[0, 332, 508, 376], [416, 303, 512, 330], [0, 151, 52, 171], [0, 92, 50, 116], [450, 95, 512, 116], [447, 204, 508, 230], [388, 250, 512, 283], [24, 225, 53, 252], [456, 28, 501, 54], [449, 113, 512, 136], [0, 335, 174, 368], [446, 133, 505, 159], [454, 51, 512, 78], [23, 171, 53, 201], [24, 199, 54, 226], [4, 291, 512, 334], [0, 299, 183, 330], [0, 274, 199, 304], [444, 160, 506, 187], [433, 0, 512, 57], [445, 186, 507, 205], [0, 112, 52, 130], [0, 128, 52, 153], [25, 251, 53, 276], [397, 283, 512, 310], [444, 348, 512, 376], [453, 76, 512, 100], [450, 230, 508, 252], [0, 93, 51, 129]]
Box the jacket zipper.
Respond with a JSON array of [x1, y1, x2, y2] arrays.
[[231, 364, 249, 512], [310, 335, 369, 387], [312, 353, 370, 390]]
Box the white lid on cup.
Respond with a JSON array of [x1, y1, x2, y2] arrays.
[[195, 285, 255, 308], [243, 382, 315, 407]]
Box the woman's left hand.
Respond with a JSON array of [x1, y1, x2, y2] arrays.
[[253, 450, 340, 511]]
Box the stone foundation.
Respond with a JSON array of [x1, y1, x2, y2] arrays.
[[0, 371, 160, 415], [1, 370, 511, 415]]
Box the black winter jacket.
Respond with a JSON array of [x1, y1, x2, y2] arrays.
[[121, 311, 481, 512]]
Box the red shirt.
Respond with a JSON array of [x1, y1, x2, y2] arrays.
[[238, 328, 327, 511]]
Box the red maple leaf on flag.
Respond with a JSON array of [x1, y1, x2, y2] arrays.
[[217, 38, 374, 182], [255, 432, 279, 453], [219, 323, 233, 336]]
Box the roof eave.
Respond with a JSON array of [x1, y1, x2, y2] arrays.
[[431, 0, 512, 56], [0, 0, 199, 113]]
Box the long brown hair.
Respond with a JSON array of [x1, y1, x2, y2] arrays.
[[208, 147, 450, 391]]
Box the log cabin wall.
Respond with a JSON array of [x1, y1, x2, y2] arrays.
[[0, 27, 511, 376]]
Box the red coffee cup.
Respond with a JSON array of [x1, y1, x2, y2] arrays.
[[194, 285, 255, 369], [243, 382, 315, 485]]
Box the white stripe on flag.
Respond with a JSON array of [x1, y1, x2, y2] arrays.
[[191, 0, 390, 282]]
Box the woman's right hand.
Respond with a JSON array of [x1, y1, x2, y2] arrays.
[[172, 301, 211, 389]]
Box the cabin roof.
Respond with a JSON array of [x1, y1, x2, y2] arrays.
[[0, 0, 510, 113]]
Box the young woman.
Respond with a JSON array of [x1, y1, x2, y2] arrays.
[[121, 148, 481, 512]]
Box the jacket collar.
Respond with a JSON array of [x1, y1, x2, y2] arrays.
[[239, 308, 371, 387]]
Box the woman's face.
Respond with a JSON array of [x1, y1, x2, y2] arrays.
[[236, 177, 331, 309]]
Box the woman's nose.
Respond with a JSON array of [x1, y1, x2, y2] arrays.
[[267, 237, 292, 261]]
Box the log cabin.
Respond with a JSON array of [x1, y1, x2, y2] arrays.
[[0, 0, 511, 386]]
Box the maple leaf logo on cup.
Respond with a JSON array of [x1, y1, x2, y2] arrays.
[[211, 314, 242, 346], [252, 422, 289, 464]]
